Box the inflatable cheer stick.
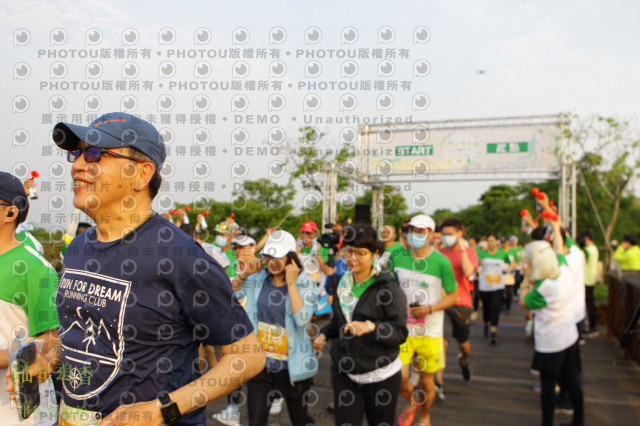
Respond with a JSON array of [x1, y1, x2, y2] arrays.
[[28, 171, 39, 199]]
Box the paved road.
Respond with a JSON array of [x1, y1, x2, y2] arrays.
[[206, 304, 640, 425]]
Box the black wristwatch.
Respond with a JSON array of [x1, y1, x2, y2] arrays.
[[159, 394, 181, 424]]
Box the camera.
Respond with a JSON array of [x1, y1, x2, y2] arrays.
[[317, 223, 340, 252]]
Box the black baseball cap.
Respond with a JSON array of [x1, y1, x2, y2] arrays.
[[52, 112, 166, 168]]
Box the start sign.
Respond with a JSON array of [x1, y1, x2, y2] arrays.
[[396, 145, 433, 156]]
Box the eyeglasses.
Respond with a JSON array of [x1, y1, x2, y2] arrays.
[[67, 146, 147, 164], [344, 248, 372, 257]]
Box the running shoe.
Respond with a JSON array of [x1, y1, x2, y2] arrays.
[[555, 401, 574, 415], [490, 332, 497, 345], [397, 404, 419, 426], [434, 381, 446, 400], [269, 397, 283, 415], [211, 405, 241, 426], [457, 353, 471, 381]]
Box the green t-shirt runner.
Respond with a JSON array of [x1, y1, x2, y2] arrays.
[[0, 243, 60, 426], [389, 248, 457, 337], [225, 247, 237, 278], [300, 244, 329, 263], [477, 248, 511, 291], [0, 243, 60, 335], [379, 241, 404, 268], [16, 230, 44, 255]]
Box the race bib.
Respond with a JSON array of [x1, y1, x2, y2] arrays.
[[258, 321, 288, 361], [503, 273, 515, 285], [486, 273, 502, 284], [59, 402, 102, 426]]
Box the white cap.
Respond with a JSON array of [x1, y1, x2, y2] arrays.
[[232, 235, 257, 246], [260, 230, 297, 258], [409, 214, 435, 230]]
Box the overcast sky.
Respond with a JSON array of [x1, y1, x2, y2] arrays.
[[2, 0, 639, 229]]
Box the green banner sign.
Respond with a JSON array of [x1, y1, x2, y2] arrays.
[[396, 145, 433, 156], [486, 142, 529, 154]]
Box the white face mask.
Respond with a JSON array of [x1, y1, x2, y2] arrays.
[[442, 235, 457, 248], [215, 235, 228, 247]]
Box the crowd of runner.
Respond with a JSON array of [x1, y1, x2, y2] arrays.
[[1, 113, 623, 426]]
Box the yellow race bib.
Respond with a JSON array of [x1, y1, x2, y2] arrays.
[[258, 321, 288, 361]]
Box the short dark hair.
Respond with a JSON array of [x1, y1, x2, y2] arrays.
[[440, 218, 463, 231], [531, 226, 547, 241], [341, 224, 384, 255], [577, 230, 594, 250], [128, 148, 162, 200], [400, 223, 410, 234], [578, 230, 594, 242], [623, 234, 638, 246], [434, 225, 442, 233], [486, 232, 500, 240], [76, 222, 92, 235]]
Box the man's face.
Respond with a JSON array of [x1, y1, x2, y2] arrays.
[[302, 231, 316, 246], [487, 236, 499, 250], [380, 225, 395, 243], [70, 141, 143, 214], [432, 230, 442, 247], [234, 244, 256, 260]]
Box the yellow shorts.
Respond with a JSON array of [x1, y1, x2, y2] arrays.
[[399, 335, 444, 374]]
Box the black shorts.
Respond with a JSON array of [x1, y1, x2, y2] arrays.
[[444, 305, 472, 344]]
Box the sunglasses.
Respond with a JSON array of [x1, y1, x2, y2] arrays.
[[67, 146, 146, 164]]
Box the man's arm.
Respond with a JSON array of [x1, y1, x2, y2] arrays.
[[409, 289, 458, 319], [102, 333, 265, 426], [458, 240, 476, 277], [6, 328, 61, 396]]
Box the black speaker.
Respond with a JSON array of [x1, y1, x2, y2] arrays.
[[355, 204, 372, 225]]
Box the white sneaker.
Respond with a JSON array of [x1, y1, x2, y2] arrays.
[[269, 397, 284, 415], [211, 405, 241, 426]]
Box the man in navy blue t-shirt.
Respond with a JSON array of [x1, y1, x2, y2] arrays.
[[52, 113, 265, 425]]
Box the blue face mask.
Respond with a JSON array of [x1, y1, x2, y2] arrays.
[[215, 235, 228, 247], [408, 232, 428, 249]]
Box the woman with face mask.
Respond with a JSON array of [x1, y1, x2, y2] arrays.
[[312, 224, 408, 426], [232, 230, 318, 426], [477, 232, 512, 345]]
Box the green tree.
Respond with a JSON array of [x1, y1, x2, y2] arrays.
[[282, 126, 356, 193], [570, 116, 640, 262]]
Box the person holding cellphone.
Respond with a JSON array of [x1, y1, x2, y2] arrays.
[[234, 230, 318, 426]]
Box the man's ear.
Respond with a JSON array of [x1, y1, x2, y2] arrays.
[[3, 206, 18, 225], [134, 163, 156, 192]]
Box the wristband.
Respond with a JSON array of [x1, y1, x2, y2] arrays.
[[366, 320, 374, 332]]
